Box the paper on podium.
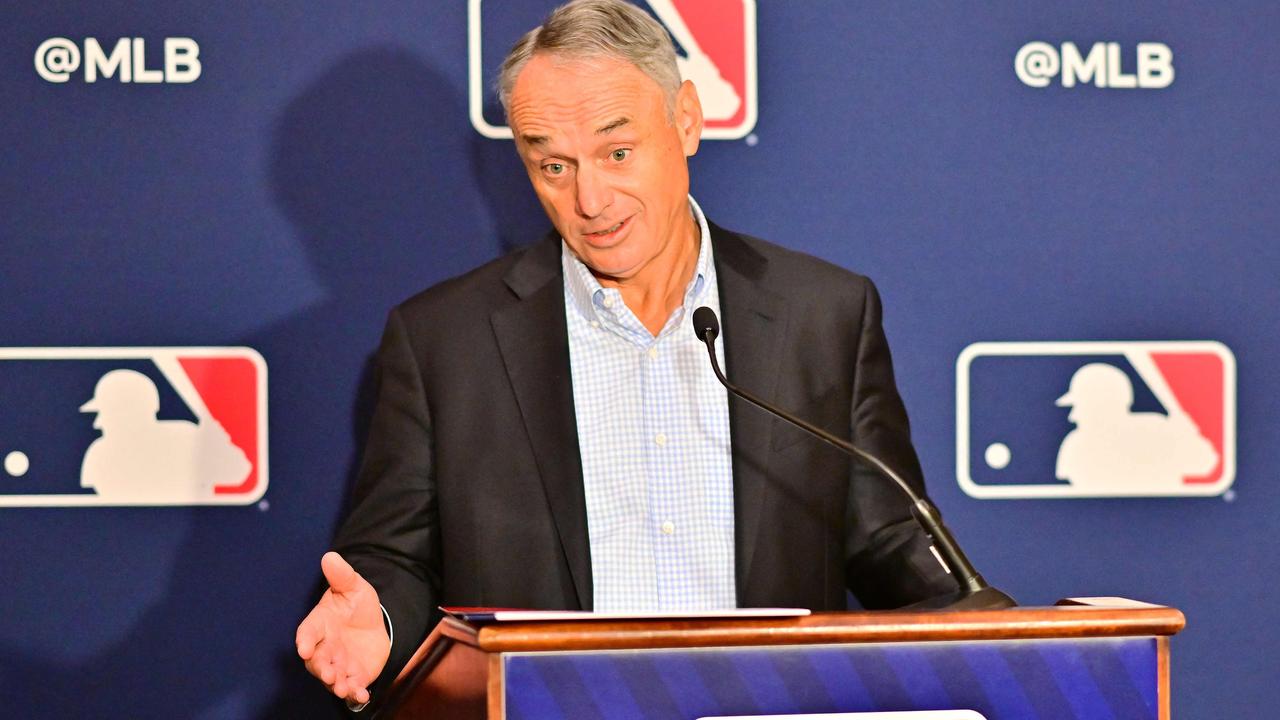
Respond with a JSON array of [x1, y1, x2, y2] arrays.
[[441, 606, 811, 624]]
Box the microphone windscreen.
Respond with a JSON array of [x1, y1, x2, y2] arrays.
[[692, 306, 720, 342]]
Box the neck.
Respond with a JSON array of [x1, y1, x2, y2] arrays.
[[599, 205, 700, 336]]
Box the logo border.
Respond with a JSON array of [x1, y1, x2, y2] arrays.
[[956, 340, 1236, 499], [467, 0, 758, 140], [0, 346, 269, 507]]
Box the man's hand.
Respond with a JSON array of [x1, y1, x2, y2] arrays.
[[296, 552, 392, 706]]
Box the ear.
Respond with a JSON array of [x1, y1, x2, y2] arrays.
[[673, 80, 704, 157]]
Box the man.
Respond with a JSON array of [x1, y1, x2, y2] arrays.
[[296, 0, 957, 708]]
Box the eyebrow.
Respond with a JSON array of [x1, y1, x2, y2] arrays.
[[595, 117, 630, 135], [519, 116, 631, 147]]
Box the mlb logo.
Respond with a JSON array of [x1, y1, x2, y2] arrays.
[[0, 347, 267, 507], [468, 0, 758, 140], [956, 341, 1235, 499]]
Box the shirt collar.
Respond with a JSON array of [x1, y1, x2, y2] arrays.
[[562, 196, 714, 329]]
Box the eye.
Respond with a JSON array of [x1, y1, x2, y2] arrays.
[[610, 148, 630, 162], [543, 162, 566, 176]]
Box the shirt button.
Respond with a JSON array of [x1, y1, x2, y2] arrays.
[[660, 521, 675, 535], [654, 433, 667, 447], [590, 320, 600, 329], [603, 296, 614, 308], [647, 347, 658, 359]]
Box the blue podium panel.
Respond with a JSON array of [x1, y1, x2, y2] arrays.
[[502, 637, 1158, 720]]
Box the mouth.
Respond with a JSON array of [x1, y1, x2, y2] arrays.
[[582, 215, 633, 245]]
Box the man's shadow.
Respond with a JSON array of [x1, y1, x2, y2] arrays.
[[470, 97, 548, 253], [254, 48, 548, 717], [0, 47, 507, 719], [253, 47, 511, 718]]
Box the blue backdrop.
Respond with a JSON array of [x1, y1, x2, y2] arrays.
[[2, 2, 1276, 717]]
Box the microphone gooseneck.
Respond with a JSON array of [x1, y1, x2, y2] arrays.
[[692, 306, 1014, 610]]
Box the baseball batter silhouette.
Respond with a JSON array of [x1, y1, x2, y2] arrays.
[[79, 369, 250, 502], [1055, 363, 1217, 493]]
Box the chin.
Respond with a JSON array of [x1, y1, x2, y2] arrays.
[[583, 260, 634, 280], [572, 239, 630, 269]]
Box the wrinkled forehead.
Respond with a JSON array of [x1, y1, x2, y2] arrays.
[[507, 53, 667, 143]]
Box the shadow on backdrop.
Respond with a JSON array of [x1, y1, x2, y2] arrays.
[[0, 46, 492, 720], [256, 46, 498, 718], [471, 97, 551, 253]]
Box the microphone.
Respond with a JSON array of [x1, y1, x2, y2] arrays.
[[691, 306, 1014, 610]]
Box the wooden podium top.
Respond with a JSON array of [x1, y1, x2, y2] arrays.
[[427, 599, 1185, 654]]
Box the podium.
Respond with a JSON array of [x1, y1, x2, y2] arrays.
[[374, 598, 1184, 720]]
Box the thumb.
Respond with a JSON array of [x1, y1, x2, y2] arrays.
[[321, 551, 362, 595]]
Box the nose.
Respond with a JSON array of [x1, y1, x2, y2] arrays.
[[574, 164, 612, 219]]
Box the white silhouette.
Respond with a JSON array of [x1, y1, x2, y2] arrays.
[[647, 0, 742, 120], [79, 369, 251, 502], [1055, 363, 1217, 493]]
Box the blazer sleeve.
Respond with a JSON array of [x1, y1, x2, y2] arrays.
[[332, 306, 443, 702], [842, 278, 957, 608]]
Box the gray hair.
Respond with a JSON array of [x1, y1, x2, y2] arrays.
[[497, 0, 681, 114]]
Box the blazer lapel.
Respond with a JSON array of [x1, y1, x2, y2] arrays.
[[711, 223, 790, 603], [489, 236, 593, 610]]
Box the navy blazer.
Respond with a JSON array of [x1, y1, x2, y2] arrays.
[[333, 221, 956, 694]]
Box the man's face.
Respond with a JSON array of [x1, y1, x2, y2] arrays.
[[507, 53, 703, 281]]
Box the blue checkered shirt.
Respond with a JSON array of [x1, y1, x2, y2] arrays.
[[563, 196, 737, 612]]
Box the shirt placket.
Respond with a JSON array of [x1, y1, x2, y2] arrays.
[[642, 326, 687, 610], [595, 287, 662, 608]]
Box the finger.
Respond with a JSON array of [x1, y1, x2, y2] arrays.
[[305, 655, 332, 681], [333, 675, 349, 700], [321, 551, 361, 595], [307, 642, 334, 682], [339, 678, 369, 706], [330, 647, 347, 681], [295, 616, 324, 659]]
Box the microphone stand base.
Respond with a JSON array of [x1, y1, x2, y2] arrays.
[[903, 586, 1018, 611], [945, 586, 1018, 610]]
